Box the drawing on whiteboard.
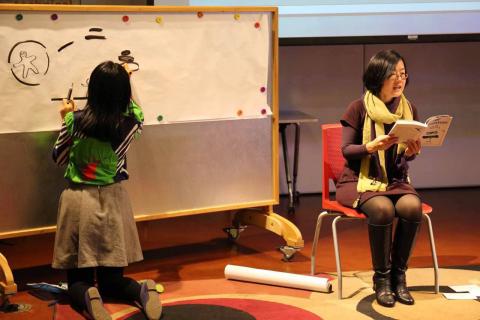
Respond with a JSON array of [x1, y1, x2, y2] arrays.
[[118, 50, 139, 72], [14, 51, 38, 78], [85, 27, 106, 40], [8, 40, 50, 86], [58, 41, 74, 52]]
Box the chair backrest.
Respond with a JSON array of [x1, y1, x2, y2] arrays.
[[322, 124, 346, 204]]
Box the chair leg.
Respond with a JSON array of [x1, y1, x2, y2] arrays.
[[311, 211, 330, 275], [423, 214, 439, 294], [332, 216, 343, 299]]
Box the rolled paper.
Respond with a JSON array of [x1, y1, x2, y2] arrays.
[[224, 264, 332, 293]]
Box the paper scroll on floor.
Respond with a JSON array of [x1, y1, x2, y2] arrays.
[[224, 264, 332, 293]]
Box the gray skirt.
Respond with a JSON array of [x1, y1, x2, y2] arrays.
[[52, 182, 143, 269]]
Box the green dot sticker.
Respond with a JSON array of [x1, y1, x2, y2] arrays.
[[157, 115, 163, 122], [15, 13, 23, 21]]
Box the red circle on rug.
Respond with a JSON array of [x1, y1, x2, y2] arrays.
[[168, 298, 322, 319]]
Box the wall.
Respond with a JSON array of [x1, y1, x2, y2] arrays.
[[278, 42, 480, 193]]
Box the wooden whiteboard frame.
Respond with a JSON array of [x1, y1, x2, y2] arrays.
[[0, 4, 283, 241]]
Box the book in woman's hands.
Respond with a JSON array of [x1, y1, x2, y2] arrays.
[[389, 115, 453, 147]]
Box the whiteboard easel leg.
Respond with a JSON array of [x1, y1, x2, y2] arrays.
[[232, 207, 304, 258], [0, 252, 17, 308]]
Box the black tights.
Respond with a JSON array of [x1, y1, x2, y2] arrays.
[[360, 194, 422, 225], [67, 267, 141, 311]]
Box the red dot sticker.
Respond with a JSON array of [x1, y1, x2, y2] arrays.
[[260, 86, 266, 93], [122, 15, 129, 22], [261, 109, 267, 115], [237, 110, 243, 116], [197, 12, 204, 18], [51, 13, 58, 21], [254, 22, 260, 29]]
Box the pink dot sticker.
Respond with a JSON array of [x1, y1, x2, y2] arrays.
[[51, 13, 58, 21], [122, 15, 129, 22], [261, 109, 267, 115], [260, 86, 266, 93], [254, 22, 260, 29]]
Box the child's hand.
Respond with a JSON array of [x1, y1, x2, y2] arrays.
[[59, 99, 76, 120], [122, 63, 132, 77]]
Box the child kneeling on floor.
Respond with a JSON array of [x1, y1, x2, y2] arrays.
[[51, 61, 161, 320]]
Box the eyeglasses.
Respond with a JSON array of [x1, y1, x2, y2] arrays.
[[387, 72, 408, 81]]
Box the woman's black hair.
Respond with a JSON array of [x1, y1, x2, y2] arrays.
[[78, 61, 131, 141], [363, 49, 409, 96]]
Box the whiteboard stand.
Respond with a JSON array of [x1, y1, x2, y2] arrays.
[[0, 253, 17, 308], [224, 206, 304, 261]]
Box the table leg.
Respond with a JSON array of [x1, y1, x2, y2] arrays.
[[292, 123, 300, 205], [280, 124, 294, 209]]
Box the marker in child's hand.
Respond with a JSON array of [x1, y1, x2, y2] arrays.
[[67, 83, 73, 101]]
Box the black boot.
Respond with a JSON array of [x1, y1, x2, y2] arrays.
[[368, 223, 395, 307], [391, 218, 421, 305]]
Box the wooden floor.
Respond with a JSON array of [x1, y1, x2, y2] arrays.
[[2, 187, 479, 319]]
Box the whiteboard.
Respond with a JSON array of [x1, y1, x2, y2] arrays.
[[0, 6, 272, 133], [0, 5, 279, 239]]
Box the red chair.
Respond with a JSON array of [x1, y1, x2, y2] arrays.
[[311, 124, 439, 299]]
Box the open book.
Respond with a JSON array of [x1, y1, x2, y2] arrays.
[[389, 115, 453, 147]]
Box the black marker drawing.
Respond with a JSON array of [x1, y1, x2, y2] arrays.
[[85, 35, 106, 40], [85, 27, 106, 40], [58, 41, 74, 52], [8, 40, 49, 86], [13, 51, 39, 78], [118, 50, 139, 72]]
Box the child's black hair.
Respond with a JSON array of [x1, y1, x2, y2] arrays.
[[79, 61, 131, 141]]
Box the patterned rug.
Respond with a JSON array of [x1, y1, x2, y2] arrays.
[[51, 267, 479, 320]]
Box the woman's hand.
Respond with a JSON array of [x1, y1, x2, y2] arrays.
[[59, 99, 76, 120], [366, 135, 399, 153], [405, 139, 421, 157]]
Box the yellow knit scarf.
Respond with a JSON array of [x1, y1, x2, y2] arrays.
[[357, 91, 413, 194]]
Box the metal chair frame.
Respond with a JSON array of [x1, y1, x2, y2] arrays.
[[311, 124, 439, 299]]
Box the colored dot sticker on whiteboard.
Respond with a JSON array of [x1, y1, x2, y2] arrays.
[[16, 13, 23, 21], [237, 110, 243, 116], [254, 22, 260, 29], [155, 16, 163, 24], [51, 13, 58, 21], [157, 115, 163, 122], [197, 12, 204, 18], [260, 86, 266, 93], [234, 13, 240, 20], [261, 108, 267, 115], [122, 15, 129, 22]]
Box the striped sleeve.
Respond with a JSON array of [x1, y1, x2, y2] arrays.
[[128, 99, 143, 138], [52, 113, 73, 166]]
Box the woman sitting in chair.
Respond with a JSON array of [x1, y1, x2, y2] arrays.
[[336, 49, 422, 307]]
